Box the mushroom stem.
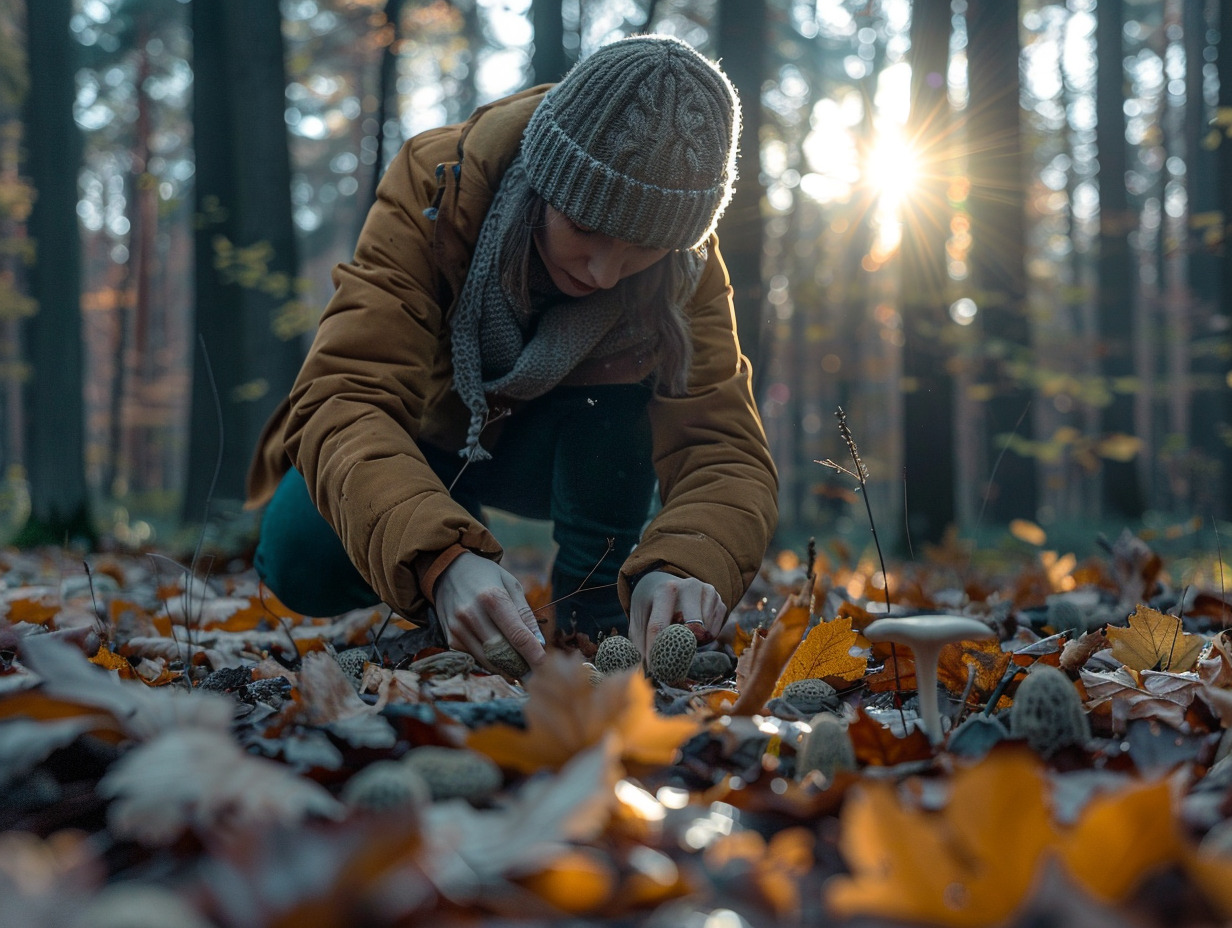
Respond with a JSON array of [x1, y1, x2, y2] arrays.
[[911, 643, 945, 743]]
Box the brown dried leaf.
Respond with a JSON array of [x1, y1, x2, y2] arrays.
[[1059, 629, 1111, 673], [730, 599, 811, 716], [846, 707, 932, 767], [1106, 605, 1204, 672], [1081, 667, 1202, 729]]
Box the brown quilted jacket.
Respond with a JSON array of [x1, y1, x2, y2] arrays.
[[246, 86, 778, 619]]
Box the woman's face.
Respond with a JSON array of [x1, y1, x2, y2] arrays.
[[534, 205, 670, 298]]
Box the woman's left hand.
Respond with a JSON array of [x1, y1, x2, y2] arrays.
[[629, 570, 726, 661]]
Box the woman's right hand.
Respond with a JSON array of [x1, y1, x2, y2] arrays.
[[433, 552, 547, 671]]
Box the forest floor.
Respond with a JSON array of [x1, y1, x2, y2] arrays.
[[4, 526, 1232, 927]]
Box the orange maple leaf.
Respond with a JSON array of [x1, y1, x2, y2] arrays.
[[829, 747, 1061, 925], [466, 652, 699, 774], [729, 599, 811, 715], [829, 745, 1210, 927], [771, 616, 867, 697], [1106, 604, 1204, 672]]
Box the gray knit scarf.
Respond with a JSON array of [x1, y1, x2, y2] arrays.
[[451, 154, 659, 462]]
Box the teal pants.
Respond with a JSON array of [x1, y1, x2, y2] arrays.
[[254, 384, 656, 637]]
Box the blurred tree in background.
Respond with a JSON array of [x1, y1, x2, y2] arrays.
[[21, 0, 89, 544], [3, 0, 1230, 561]]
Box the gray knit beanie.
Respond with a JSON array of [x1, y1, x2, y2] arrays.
[[522, 34, 740, 251]]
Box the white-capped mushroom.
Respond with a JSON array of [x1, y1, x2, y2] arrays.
[[863, 614, 996, 744]]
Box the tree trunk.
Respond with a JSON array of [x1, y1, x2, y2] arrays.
[[20, 0, 92, 543], [532, 0, 566, 85], [363, 0, 406, 221], [715, 0, 767, 383], [1182, 0, 1219, 507], [184, 0, 303, 517], [1094, 0, 1145, 520], [965, 0, 1036, 524], [900, 0, 954, 546], [1220, 0, 1232, 518]]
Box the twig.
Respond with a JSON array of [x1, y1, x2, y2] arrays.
[[369, 605, 396, 661], [967, 402, 1031, 583], [1215, 518, 1229, 627], [982, 660, 1026, 715], [819, 406, 903, 729], [818, 407, 891, 616], [805, 536, 816, 616], [532, 582, 618, 617], [531, 538, 617, 617], [901, 468, 914, 561]]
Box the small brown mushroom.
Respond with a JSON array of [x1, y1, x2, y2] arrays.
[[863, 614, 996, 744]]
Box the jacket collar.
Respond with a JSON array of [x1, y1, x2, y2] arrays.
[[433, 86, 550, 306]]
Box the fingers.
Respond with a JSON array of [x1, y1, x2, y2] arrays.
[[495, 573, 547, 666], [632, 573, 729, 661]]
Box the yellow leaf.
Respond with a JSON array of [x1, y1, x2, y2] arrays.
[[829, 747, 1197, 926], [771, 616, 866, 697], [828, 747, 1060, 926], [730, 599, 811, 716], [1010, 518, 1047, 546], [89, 645, 137, 679], [1106, 604, 1205, 672], [467, 652, 699, 774], [1059, 776, 1184, 902], [1097, 433, 1143, 462]]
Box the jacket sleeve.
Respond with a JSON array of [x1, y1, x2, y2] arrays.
[[281, 133, 502, 619], [618, 238, 779, 615]]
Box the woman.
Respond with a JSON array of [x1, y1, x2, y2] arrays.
[[246, 35, 778, 674]]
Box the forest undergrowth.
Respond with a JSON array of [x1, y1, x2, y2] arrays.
[[4, 520, 1232, 926]]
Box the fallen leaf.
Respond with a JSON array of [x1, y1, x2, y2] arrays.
[[730, 599, 811, 715], [846, 707, 933, 766], [0, 716, 107, 788], [361, 666, 424, 709], [1197, 629, 1232, 688], [828, 747, 1061, 926], [291, 652, 395, 749], [1106, 605, 1205, 672], [1010, 518, 1047, 546], [89, 644, 137, 679], [424, 736, 621, 906], [704, 826, 814, 918], [199, 808, 428, 928], [18, 634, 233, 739], [515, 846, 616, 915], [466, 652, 699, 774], [865, 649, 917, 693], [423, 672, 523, 702], [1081, 667, 1202, 730], [937, 637, 1012, 709], [771, 616, 866, 697], [1059, 629, 1112, 673], [6, 590, 60, 626], [98, 727, 344, 844], [1059, 774, 1185, 902]]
